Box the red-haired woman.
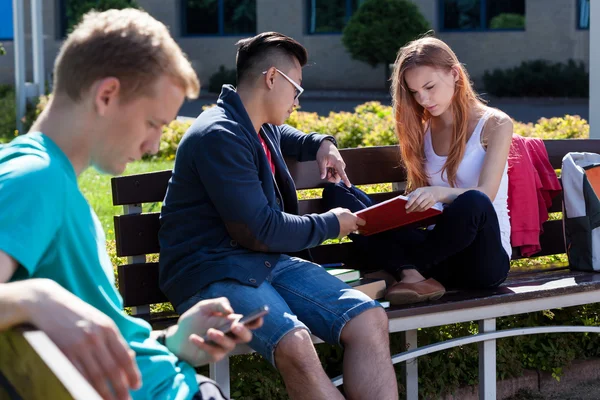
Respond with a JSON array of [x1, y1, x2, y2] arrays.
[[323, 37, 512, 305]]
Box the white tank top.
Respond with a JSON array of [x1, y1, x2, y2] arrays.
[[423, 110, 512, 258]]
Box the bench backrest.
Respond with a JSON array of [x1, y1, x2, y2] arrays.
[[111, 140, 600, 309]]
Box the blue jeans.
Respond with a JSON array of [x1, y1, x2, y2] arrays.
[[176, 255, 381, 365], [322, 183, 510, 290]]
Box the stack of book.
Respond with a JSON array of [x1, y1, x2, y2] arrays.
[[323, 263, 390, 308]]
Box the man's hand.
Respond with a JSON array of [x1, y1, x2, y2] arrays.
[[330, 207, 365, 238], [23, 279, 141, 400], [165, 297, 262, 367], [405, 186, 446, 213], [316, 140, 351, 187]]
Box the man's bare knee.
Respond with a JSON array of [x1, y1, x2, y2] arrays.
[[274, 328, 321, 372], [341, 307, 389, 345], [274, 329, 344, 399]]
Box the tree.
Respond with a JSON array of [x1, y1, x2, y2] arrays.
[[0, 43, 5, 56], [489, 13, 525, 29], [342, 0, 430, 88], [63, 0, 139, 34]]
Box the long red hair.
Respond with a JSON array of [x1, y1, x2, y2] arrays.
[[391, 37, 483, 191]]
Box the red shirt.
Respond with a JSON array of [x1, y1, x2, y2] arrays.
[[258, 133, 276, 175]]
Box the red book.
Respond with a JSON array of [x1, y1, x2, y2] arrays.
[[355, 195, 443, 236]]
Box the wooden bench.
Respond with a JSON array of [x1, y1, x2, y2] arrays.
[[0, 326, 101, 399], [111, 139, 600, 400]]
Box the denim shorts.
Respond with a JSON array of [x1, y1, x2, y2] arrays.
[[175, 254, 381, 365]]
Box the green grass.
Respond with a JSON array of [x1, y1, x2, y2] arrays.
[[79, 160, 174, 241]]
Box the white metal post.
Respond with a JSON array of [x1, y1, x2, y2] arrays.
[[403, 329, 419, 400], [590, 0, 600, 138], [478, 318, 497, 400], [12, 0, 25, 134], [31, 0, 45, 98], [210, 357, 230, 398]]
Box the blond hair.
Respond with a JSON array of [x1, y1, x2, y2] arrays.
[[53, 8, 199, 102], [391, 36, 484, 191]]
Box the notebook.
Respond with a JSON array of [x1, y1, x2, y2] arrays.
[[355, 194, 443, 236], [326, 268, 361, 283], [348, 278, 387, 300]]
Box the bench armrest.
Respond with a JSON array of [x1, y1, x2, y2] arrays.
[[0, 326, 101, 399]]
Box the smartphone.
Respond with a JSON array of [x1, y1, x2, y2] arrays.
[[203, 305, 269, 346]]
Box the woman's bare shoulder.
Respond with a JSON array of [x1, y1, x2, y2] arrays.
[[483, 107, 513, 136]]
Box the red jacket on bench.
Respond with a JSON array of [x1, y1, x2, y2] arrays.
[[508, 134, 562, 257]]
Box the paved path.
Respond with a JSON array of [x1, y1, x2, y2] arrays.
[[508, 380, 600, 400]]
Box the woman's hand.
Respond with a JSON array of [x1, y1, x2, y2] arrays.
[[405, 186, 446, 213]]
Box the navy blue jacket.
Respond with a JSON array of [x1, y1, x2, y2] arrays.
[[158, 85, 340, 307]]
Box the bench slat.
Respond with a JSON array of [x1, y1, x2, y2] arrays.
[[117, 219, 566, 307], [114, 203, 566, 259], [548, 192, 562, 213], [120, 260, 593, 319], [385, 269, 600, 320], [544, 139, 598, 169], [118, 262, 166, 306], [142, 269, 600, 331], [111, 170, 172, 206], [528, 218, 565, 257], [110, 140, 585, 206], [114, 214, 160, 257], [0, 328, 101, 399], [288, 146, 406, 189]]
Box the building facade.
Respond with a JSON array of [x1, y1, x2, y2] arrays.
[[0, 0, 591, 90]]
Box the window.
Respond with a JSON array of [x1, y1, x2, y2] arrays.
[[0, 0, 14, 40], [440, 0, 525, 31], [578, 0, 590, 29], [307, 0, 363, 34], [183, 0, 256, 36], [58, 0, 138, 39]]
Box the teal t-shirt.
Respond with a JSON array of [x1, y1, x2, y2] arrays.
[[0, 133, 199, 400]]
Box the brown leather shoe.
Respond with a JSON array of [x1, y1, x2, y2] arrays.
[[385, 278, 446, 305]]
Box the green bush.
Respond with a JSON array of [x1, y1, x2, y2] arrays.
[[23, 94, 50, 133], [287, 101, 397, 149], [151, 119, 191, 161], [483, 60, 589, 97], [514, 115, 589, 139], [489, 13, 526, 29], [4, 93, 591, 157], [63, 0, 139, 33], [0, 89, 50, 143], [0, 86, 16, 143], [208, 65, 237, 94]]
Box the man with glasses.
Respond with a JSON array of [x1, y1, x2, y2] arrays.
[[262, 68, 304, 100], [158, 32, 398, 399]]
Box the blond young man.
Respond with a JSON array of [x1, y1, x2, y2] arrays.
[[0, 9, 259, 400]]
